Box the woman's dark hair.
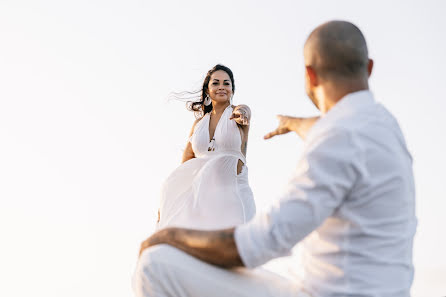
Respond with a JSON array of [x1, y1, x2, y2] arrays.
[[186, 64, 235, 118]]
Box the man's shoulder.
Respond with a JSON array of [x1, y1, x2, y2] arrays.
[[334, 102, 402, 137], [305, 124, 357, 156], [306, 103, 406, 152], [339, 104, 410, 158]]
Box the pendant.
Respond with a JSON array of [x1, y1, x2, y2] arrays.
[[208, 137, 216, 151]]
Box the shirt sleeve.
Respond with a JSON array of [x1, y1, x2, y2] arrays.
[[235, 129, 361, 268]]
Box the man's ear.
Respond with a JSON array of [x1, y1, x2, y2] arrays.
[[367, 59, 374, 77], [305, 65, 318, 87]]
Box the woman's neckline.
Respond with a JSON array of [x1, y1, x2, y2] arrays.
[[207, 105, 232, 142], [209, 103, 231, 116]]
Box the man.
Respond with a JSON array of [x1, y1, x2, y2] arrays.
[[134, 20, 416, 297]]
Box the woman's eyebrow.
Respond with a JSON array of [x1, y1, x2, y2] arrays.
[[211, 79, 231, 82]]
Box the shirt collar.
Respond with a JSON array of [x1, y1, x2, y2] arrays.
[[323, 89, 375, 119], [307, 90, 375, 140]]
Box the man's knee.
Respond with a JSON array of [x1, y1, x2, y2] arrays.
[[140, 244, 170, 262], [137, 244, 175, 276], [133, 245, 177, 297]]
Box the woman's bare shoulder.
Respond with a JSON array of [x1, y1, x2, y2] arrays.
[[189, 115, 204, 133], [193, 115, 204, 126]]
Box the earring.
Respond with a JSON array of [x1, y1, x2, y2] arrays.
[[230, 95, 233, 105], [204, 95, 211, 106]]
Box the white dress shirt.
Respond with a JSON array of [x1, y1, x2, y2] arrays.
[[235, 90, 417, 297]]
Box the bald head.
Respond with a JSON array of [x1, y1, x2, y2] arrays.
[[304, 21, 369, 81]]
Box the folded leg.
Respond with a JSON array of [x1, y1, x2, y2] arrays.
[[133, 244, 308, 297]]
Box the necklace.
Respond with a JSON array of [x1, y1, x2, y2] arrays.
[[207, 105, 228, 152]]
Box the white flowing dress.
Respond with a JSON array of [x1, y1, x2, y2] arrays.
[[157, 105, 256, 230]]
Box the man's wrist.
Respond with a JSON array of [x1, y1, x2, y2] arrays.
[[287, 117, 300, 134], [151, 228, 173, 246]]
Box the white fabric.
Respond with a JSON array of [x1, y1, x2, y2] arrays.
[[157, 105, 256, 230], [134, 244, 311, 297], [235, 90, 417, 297]]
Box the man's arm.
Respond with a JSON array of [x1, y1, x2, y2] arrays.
[[234, 129, 360, 268], [264, 115, 319, 140], [139, 227, 244, 268]]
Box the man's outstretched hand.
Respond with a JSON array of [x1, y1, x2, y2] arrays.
[[264, 115, 320, 140], [264, 115, 294, 139]]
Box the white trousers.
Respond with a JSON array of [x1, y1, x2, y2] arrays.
[[133, 244, 310, 297]]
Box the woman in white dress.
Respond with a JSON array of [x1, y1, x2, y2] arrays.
[[157, 64, 255, 230]]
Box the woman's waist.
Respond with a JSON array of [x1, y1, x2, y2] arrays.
[[196, 149, 246, 162]]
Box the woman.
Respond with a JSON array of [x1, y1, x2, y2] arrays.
[[156, 64, 255, 230]]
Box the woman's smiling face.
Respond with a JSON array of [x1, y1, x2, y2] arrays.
[[207, 70, 233, 104]]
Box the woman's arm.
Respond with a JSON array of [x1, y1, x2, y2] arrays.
[[230, 105, 251, 174], [181, 118, 200, 163]]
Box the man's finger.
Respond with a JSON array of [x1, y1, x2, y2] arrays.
[[264, 128, 289, 139], [264, 129, 280, 140]]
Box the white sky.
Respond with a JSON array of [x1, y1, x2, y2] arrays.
[[1, 0, 445, 296]]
